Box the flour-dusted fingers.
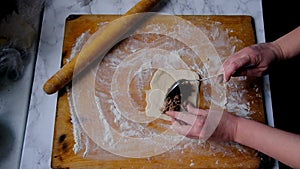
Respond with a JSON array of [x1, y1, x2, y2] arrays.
[[186, 104, 208, 116], [221, 52, 251, 82], [220, 42, 281, 82], [171, 120, 192, 136], [171, 120, 199, 139], [167, 110, 207, 139], [171, 116, 207, 139], [166, 111, 197, 125]]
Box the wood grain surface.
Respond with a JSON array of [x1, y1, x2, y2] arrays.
[[51, 15, 268, 169]]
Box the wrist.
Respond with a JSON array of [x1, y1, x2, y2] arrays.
[[220, 112, 239, 142], [234, 116, 258, 144], [231, 114, 240, 142], [268, 41, 285, 62], [272, 26, 300, 60]]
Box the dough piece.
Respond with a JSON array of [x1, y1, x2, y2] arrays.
[[145, 68, 199, 121]]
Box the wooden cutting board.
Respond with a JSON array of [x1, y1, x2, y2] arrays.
[[51, 14, 268, 169]]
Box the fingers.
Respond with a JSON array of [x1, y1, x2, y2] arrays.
[[166, 105, 208, 139], [186, 104, 208, 116], [171, 120, 193, 136], [215, 73, 224, 84], [169, 112, 206, 139], [220, 45, 260, 82], [166, 110, 198, 125], [217, 43, 276, 82], [222, 53, 251, 81], [166, 104, 207, 123]]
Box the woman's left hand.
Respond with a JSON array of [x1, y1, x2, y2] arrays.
[[166, 104, 238, 142]]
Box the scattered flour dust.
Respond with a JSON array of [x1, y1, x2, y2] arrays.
[[199, 21, 254, 118], [66, 30, 92, 63], [67, 18, 254, 159], [65, 30, 92, 155]]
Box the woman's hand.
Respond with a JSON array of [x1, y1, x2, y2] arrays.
[[166, 104, 208, 139], [166, 104, 239, 142], [221, 42, 282, 82]]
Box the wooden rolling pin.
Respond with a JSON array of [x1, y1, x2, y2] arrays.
[[43, 0, 162, 94]]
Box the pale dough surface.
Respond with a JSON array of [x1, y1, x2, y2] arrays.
[[145, 68, 199, 121]]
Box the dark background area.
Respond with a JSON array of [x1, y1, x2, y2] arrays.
[[262, 0, 300, 169], [0, 0, 17, 20]]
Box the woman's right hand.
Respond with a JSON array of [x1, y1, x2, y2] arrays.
[[220, 42, 283, 82]]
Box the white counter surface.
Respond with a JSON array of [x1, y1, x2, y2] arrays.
[[19, 0, 276, 168]]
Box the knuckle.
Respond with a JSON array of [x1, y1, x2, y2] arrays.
[[194, 120, 204, 128]]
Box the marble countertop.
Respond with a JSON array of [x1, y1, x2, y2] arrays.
[[19, 0, 276, 168]]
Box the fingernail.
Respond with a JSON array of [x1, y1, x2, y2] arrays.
[[215, 74, 224, 84], [171, 118, 175, 123]]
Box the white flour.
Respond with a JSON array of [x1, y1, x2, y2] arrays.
[[67, 30, 91, 63], [68, 15, 256, 159]]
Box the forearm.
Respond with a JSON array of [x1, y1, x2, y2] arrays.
[[273, 26, 300, 60], [234, 117, 300, 168]]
